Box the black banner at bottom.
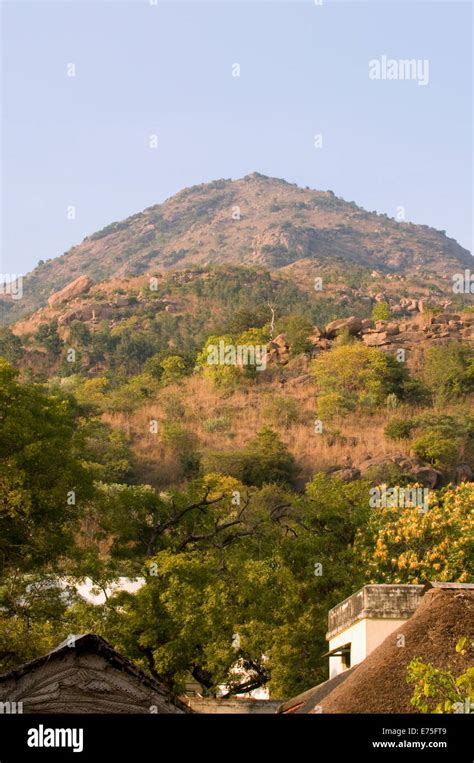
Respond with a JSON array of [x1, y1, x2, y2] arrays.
[[0, 713, 471, 761]]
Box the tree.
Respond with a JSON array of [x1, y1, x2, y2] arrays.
[[0, 574, 78, 671], [275, 315, 314, 355], [355, 484, 474, 584], [197, 334, 241, 389], [313, 343, 414, 415], [0, 328, 23, 364], [86, 475, 251, 566], [225, 307, 268, 334], [35, 321, 63, 358], [68, 320, 91, 347], [407, 638, 474, 713], [89, 475, 371, 698], [0, 360, 95, 570], [113, 329, 160, 375], [197, 330, 267, 389], [423, 343, 474, 401]]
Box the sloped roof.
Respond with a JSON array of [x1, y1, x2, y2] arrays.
[[277, 666, 357, 714], [316, 588, 474, 713], [0, 633, 191, 714], [424, 581, 474, 591]]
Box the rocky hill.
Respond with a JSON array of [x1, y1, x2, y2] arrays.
[[1, 173, 472, 325]]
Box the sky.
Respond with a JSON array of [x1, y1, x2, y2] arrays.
[[1, 0, 472, 276]]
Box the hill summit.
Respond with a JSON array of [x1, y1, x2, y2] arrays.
[[1, 173, 471, 324]]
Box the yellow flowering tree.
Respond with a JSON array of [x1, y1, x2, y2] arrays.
[[355, 484, 474, 583]]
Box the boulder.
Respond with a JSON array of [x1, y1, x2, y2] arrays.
[[455, 463, 473, 483], [272, 333, 289, 349], [410, 464, 443, 489], [331, 467, 361, 483], [111, 295, 135, 307], [325, 317, 362, 337], [359, 455, 442, 488], [58, 302, 114, 325], [430, 313, 461, 324], [268, 334, 290, 365], [361, 332, 390, 347], [48, 276, 94, 307], [309, 326, 324, 342], [313, 338, 332, 350]]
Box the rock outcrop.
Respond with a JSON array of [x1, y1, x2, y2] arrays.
[[267, 333, 290, 365], [358, 454, 443, 488], [325, 317, 363, 337], [47, 276, 94, 307]]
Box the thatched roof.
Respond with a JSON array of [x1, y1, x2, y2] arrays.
[[277, 667, 357, 714], [317, 588, 474, 713], [0, 633, 191, 714]]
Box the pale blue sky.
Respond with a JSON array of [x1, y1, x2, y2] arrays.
[[1, 0, 472, 275]]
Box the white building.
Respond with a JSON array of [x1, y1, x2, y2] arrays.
[[325, 584, 425, 679]]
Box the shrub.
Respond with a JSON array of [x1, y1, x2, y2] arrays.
[[162, 423, 200, 477], [384, 417, 415, 440], [160, 356, 187, 385], [203, 416, 231, 433], [317, 391, 355, 419], [160, 392, 186, 420], [371, 302, 391, 321], [399, 378, 431, 406], [104, 373, 160, 411], [240, 428, 297, 486], [411, 434, 459, 471], [262, 395, 299, 427], [144, 353, 165, 380], [204, 429, 297, 487]]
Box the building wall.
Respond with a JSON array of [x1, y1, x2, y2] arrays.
[[328, 618, 408, 678], [329, 619, 367, 678], [189, 698, 281, 714], [366, 618, 407, 657]]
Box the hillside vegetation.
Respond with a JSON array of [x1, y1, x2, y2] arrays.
[[0, 176, 473, 702]]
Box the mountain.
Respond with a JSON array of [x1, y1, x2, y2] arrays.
[[1, 173, 471, 325]]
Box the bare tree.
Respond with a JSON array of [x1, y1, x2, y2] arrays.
[[267, 301, 277, 341]]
